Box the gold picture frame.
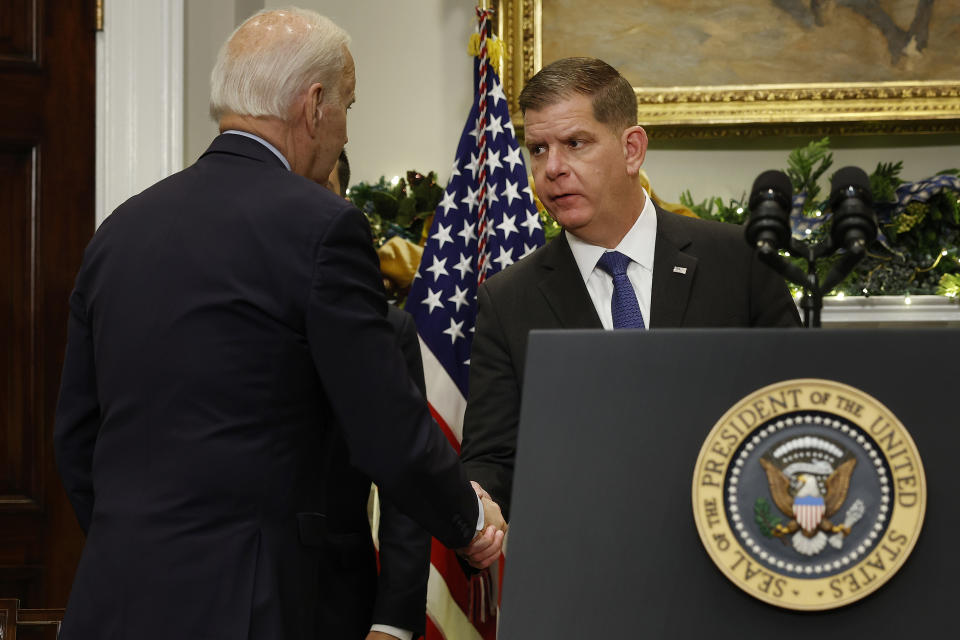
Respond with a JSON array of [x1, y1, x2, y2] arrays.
[[496, 0, 960, 138]]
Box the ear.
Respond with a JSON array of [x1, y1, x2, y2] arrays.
[[304, 82, 325, 137], [622, 125, 648, 176]]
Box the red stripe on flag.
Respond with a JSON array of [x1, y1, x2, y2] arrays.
[[426, 616, 445, 639], [425, 402, 498, 639], [429, 403, 462, 454], [428, 543, 498, 639]]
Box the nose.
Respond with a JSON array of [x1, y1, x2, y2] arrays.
[[543, 148, 567, 181]]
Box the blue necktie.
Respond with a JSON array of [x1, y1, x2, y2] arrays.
[[596, 251, 646, 329]]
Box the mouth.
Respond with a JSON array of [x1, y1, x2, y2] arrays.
[[551, 193, 581, 205]]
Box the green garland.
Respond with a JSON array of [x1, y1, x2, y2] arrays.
[[680, 138, 960, 297], [350, 171, 558, 245], [352, 139, 960, 299], [348, 171, 445, 247]]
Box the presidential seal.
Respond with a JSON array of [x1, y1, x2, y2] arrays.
[[692, 379, 926, 610]]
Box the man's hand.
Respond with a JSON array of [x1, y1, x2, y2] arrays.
[[365, 632, 401, 640], [458, 482, 507, 569]]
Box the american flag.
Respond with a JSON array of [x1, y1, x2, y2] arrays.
[[405, 7, 544, 639]]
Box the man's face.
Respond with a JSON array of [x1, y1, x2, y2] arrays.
[[524, 93, 640, 246], [311, 48, 355, 184]]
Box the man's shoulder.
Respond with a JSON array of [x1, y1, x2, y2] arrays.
[[659, 207, 741, 238], [482, 236, 564, 295], [657, 207, 749, 256]]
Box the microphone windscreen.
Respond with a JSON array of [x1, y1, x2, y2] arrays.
[[749, 170, 793, 210], [830, 166, 871, 195]]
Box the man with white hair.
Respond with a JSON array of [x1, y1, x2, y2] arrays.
[[53, 8, 504, 639]]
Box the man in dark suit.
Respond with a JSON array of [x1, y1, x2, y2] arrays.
[[460, 57, 800, 520], [53, 8, 504, 640], [320, 151, 431, 640]]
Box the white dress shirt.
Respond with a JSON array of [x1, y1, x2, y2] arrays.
[[566, 189, 658, 329], [222, 130, 291, 170]]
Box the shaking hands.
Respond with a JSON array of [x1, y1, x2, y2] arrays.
[[458, 481, 507, 569]]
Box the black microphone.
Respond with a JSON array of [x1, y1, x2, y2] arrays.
[[745, 170, 793, 251], [829, 166, 877, 253]]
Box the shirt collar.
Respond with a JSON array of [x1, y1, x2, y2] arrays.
[[222, 130, 291, 171], [566, 187, 658, 284]]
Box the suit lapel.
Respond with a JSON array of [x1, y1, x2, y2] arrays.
[[650, 206, 697, 327], [537, 233, 603, 329]]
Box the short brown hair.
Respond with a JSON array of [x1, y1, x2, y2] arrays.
[[518, 57, 637, 133]]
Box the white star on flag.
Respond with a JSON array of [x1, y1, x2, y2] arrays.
[[438, 190, 457, 215], [486, 148, 502, 174], [467, 117, 483, 142], [493, 246, 515, 270], [504, 146, 523, 172], [489, 79, 506, 106], [431, 222, 453, 249], [448, 285, 470, 312], [502, 179, 520, 206], [425, 255, 449, 281], [521, 210, 542, 235], [457, 220, 477, 244], [453, 253, 473, 279], [497, 213, 518, 239], [461, 186, 479, 210], [423, 288, 444, 313], [486, 114, 504, 141], [464, 152, 481, 179], [443, 318, 465, 344]]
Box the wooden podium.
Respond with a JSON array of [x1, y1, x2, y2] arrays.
[[499, 329, 956, 638]]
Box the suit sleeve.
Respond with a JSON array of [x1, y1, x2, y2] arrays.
[[748, 252, 801, 327], [53, 286, 101, 534], [459, 282, 520, 521], [373, 309, 432, 636], [306, 206, 478, 549]]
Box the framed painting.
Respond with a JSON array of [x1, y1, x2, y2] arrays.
[[495, 0, 960, 137]]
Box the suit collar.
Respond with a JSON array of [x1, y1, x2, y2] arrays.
[[199, 133, 290, 170], [650, 205, 697, 327], [536, 233, 603, 329]]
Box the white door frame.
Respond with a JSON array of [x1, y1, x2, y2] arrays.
[[96, 0, 184, 227]]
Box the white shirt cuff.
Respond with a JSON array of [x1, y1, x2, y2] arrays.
[[370, 624, 413, 640], [476, 494, 485, 532]]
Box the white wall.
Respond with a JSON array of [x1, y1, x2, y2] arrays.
[[184, 0, 254, 166], [647, 134, 960, 205], [183, 2, 960, 199], [264, 0, 476, 186]]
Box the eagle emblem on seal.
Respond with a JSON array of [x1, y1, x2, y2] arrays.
[[756, 436, 865, 556]]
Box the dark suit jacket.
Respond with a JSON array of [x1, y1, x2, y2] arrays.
[[53, 134, 477, 640], [318, 306, 431, 639], [460, 205, 800, 519]]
